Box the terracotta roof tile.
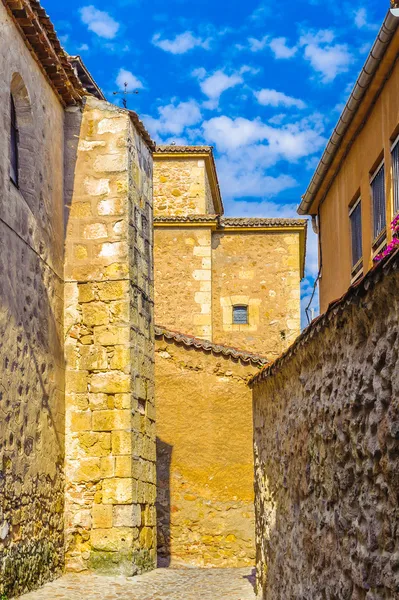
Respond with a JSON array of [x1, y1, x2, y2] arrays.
[[154, 215, 308, 228], [249, 248, 399, 386], [3, 0, 86, 105], [156, 145, 214, 154], [154, 215, 218, 223], [220, 217, 308, 228], [128, 111, 156, 152], [155, 325, 269, 367]]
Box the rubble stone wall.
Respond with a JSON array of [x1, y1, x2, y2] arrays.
[[155, 335, 261, 567], [154, 227, 213, 340], [153, 157, 209, 216], [252, 263, 399, 599], [0, 3, 66, 595], [64, 96, 156, 576]]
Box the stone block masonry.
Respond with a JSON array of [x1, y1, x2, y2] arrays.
[[251, 253, 399, 599], [64, 96, 156, 576]]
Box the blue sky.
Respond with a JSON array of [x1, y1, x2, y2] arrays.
[[52, 0, 386, 325]]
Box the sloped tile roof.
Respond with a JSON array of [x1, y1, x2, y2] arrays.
[[250, 248, 399, 386], [156, 145, 214, 153], [154, 215, 219, 223], [3, 0, 85, 105], [155, 325, 269, 367], [220, 217, 308, 228]]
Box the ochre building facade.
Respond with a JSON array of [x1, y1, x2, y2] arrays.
[[299, 12, 399, 312], [154, 146, 306, 358], [153, 146, 306, 568], [155, 327, 267, 568]]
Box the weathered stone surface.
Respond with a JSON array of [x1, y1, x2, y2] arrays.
[[155, 337, 259, 568], [252, 266, 399, 599], [64, 96, 156, 576], [0, 3, 65, 595]]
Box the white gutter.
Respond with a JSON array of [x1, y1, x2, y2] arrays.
[[298, 10, 399, 216]]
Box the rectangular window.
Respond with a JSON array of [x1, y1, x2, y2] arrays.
[[233, 305, 248, 325], [391, 136, 399, 215], [10, 94, 18, 186], [349, 198, 362, 269], [371, 161, 386, 242]]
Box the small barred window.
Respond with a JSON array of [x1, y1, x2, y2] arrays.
[[233, 305, 248, 325]]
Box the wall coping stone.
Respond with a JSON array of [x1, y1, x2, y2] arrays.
[[155, 325, 269, 367]]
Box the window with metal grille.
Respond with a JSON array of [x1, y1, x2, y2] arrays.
[[233, 305, 248, 325], [10, 94, 18, 186], [350, 199, 362, 268], [371, 162, 386, 241], [392, 138, 399, 215]]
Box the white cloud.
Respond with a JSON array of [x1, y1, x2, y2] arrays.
[[248, 36, 269, 52], [299, 29, 353, 83], [78, 43, 89, 51], [354, 8, 379, 32], [202, 115, 326, 160], [255, 89, 306, 110], [193, 68, 245, 109], [80, 5, 120, 39], [152, 31, 210, 54], [116, 68, 143, 91], [143, 99, 202, 138], [269, 37, 298, 59]]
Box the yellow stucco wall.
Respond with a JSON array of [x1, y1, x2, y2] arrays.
[[155, 335, 261, 567], [312, 33, 399, 313]]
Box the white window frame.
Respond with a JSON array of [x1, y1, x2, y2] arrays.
[[391, 134, 399, 216], [370, 159, 386, 245]]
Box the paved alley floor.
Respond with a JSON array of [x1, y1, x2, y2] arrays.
[[17, 568, 257, 600]]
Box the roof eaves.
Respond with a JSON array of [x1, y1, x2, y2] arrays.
[[298, 10, 399, 215], [3, 0, 86, 106], [128, 111, 156, 152], [155, 325, 269, 367], [154, 145, 224, 216]]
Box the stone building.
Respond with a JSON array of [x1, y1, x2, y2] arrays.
[[153, 146, 307, 567], [154, 145, 307, 357], [251, 9, 399, 599], [0, 0, 308, 595], [299, 11, 399, 312], [0, 0, 156, 595]]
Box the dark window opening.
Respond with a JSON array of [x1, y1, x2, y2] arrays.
[[233, 305, 248, 325], [350, 199, 362, 269], [371, 162, 386, 242], [10, 94, 19, 186]]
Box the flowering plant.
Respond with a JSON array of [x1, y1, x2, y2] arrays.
[[374, 214, 399, 262]]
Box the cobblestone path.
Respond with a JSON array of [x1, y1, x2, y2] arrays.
[[18, 568, 256, 600]]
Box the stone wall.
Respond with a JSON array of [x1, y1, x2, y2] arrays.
[[0, 3, 66, 595], [154, 227, 213, 340], [212, 231, 301, 357], [64, 96, 156, 576], [155, 330, 266, 567], [252, 256, 399, 599], [154, 156, 211, 216]]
